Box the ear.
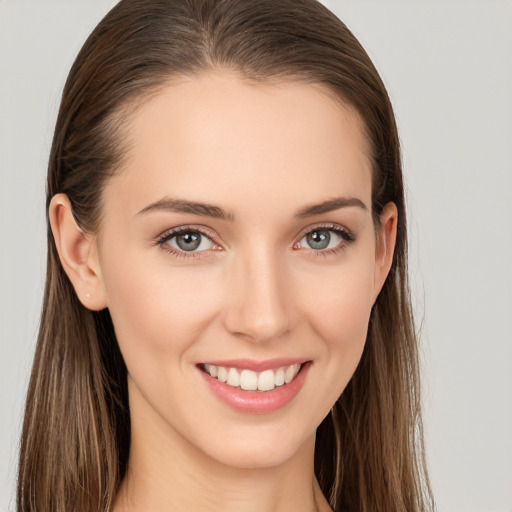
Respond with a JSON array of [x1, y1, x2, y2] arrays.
[[49, 194, 107, 311], [373, 202, 398, 302]]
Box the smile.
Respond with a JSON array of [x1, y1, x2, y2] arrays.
[[198, 360, 311, 414], [202, 363, 302, 392]]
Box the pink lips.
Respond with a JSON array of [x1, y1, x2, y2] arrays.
[[202, 357, 308, 372], [197, 359, 311, 414]]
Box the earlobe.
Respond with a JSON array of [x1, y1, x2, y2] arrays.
[[373, 202, 398, 301], [49, 194, 107, 311]]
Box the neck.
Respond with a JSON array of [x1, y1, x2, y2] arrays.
[[114, 386, 331, 512]]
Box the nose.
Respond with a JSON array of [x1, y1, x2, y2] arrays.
[[223, 247, 293, 344]]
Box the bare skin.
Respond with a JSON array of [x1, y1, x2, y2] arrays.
[[50, 70, 397, 512]]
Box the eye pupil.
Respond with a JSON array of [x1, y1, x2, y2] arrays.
[[176, 232, 201, 251], [306, 230, 330, 250]]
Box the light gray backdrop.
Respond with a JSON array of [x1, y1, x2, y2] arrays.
[[1, 1, 511, 511]]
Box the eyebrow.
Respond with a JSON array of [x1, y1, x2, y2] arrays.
[[137, 198, 235, 221], [295, 196, 367, 218], [136, 195, 367, 220]]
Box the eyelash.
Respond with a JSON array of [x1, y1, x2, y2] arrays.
[[155, 224, 356, 261], [156, 225, 220, 261], [296, 224, 356, 259]]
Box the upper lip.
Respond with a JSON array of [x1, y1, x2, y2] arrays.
[[199, 357, 309, 372]]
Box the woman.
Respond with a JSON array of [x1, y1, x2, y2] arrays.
[[17, 0, 434, 511]]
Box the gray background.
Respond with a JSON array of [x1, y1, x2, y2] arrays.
[[1, 1, 511, 511]]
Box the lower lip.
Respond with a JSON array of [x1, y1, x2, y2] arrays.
[[198, 362, 312, 414]]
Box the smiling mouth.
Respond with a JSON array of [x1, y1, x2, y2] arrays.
[[200, 363, 304, 392]]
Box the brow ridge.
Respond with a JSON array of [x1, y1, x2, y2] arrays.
[[136, 195, 367, 221], [295, 196, 367, 218], [137, 198, 235, 221]]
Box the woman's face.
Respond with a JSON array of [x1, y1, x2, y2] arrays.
[[92, 71, 396, 469]]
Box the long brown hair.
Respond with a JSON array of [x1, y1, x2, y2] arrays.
[[17, 1, 434, 511]]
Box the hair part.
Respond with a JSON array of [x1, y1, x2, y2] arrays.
[[18, 1, 434, 511]]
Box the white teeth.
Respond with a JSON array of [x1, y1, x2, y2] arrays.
[[227, 367, 240, 387], [204, 363, 302, 391], [217, 366, 228, 383], [284, 364, 299, 384], [240, 369, 258, 391], [275, 367, 285, 386], [257, 369, 275, 391]]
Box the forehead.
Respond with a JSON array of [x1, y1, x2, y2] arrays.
[[105, 71, 373, 220]]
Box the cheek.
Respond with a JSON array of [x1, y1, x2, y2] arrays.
[[301, 258, 375, 340], [101, 249, 222, 366], [297, 254, 375, 394]]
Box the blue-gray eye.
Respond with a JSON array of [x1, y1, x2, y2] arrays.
[[299, 228, 348, 251], [176, 232, 201, 251], [306, 229, 330, 250], [166, 230, 214, 252]]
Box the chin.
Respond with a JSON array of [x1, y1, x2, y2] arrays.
[[188, 422, 316, 471]]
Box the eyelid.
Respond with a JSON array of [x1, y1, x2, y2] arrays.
[[156, 224, 220, 245], [293, 222, 356, 257], [295, 222, 355, 243], [155, 224, 223, 260], [154, 222, 355, 260]]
